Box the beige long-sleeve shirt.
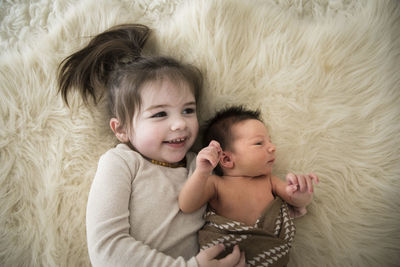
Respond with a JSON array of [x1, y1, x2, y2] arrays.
[[86, 144, 205, 267]]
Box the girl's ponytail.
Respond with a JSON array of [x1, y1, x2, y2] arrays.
[[58, 24, 150, 106]]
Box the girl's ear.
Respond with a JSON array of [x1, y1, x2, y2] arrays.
[[110, 118, 129, 143], [219, 151, 234, 169]]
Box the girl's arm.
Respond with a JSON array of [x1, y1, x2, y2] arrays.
[[179, 141, 221, 213], [87, 149, 244, 267], [87, 152, 197, 267]]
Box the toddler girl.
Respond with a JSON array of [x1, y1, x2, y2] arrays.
[[58, 24, 245, 267]]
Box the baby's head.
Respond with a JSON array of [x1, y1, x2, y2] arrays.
[[203, 106, 262, 149], [203, 106, 276, 176]]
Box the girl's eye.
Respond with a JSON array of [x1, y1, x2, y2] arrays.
[[183, 108, 195, 115], [255, 142, 263, 146], [151, 111, 167, 118]]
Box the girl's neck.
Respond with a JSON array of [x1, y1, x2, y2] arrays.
[[149, 158, 186, 168], [125, 142, 186, 168]]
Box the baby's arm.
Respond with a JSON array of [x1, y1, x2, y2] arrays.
[[179, 141, 221, 213], [271, 173, 319, 217]]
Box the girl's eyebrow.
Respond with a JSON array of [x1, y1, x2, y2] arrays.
[[145, 104, 167, 111], [145, 101, 196, 111], [184, 101, 196, 106]]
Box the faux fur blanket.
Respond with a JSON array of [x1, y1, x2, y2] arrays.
[[1, 0, 399, 266]]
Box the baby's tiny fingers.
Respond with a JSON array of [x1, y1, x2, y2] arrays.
[[309, 173, 320, 184], [291, 184, 298, 193], [286, 173, 297, 185], [305, 175, 314, 193], [297, 175, 307, 193], [209, 140, 221, 150]]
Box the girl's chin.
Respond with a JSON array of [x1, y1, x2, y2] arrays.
[[162, 153, 187, 164], [163, 147, 192, 163]]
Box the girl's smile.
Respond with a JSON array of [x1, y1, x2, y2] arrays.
[[163, 137, 188, 147], [129, 78, 199, 164]]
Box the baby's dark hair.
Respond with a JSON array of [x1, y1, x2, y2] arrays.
[[202, 106, 262, 175], [58, 24, 202, 131]]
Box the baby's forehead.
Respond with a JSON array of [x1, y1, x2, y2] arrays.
[[233, 118, 266, 129], [231, 119, 269, 137]]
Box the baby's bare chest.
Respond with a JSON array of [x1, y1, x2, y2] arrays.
[[210, 177, 274, 225]]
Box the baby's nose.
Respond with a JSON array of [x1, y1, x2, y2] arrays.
[[268, 144, 276, 153]]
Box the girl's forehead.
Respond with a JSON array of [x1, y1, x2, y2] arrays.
[[140, 78, 195, 106]]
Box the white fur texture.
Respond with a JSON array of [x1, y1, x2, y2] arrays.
[[1, 0, 399, 266]]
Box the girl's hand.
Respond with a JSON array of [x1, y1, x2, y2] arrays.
[[285, 173, 319, 217], [196, 244, 246, 267], [196, 141, 222, 174]]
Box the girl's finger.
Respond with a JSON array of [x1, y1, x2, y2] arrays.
[[201, 243, 225, 260], [219, 245, 242, 266], [235, 251, 246, 267]]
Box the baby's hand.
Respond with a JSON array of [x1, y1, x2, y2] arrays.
[[286, 173, 319, 194], [285, 173, 319, 217], [196, 141, 222, 174]]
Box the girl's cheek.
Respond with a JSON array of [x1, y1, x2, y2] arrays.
[[191, 117, 199, 133]]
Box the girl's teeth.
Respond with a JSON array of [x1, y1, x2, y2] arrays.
[[169, 138, 185, 143]]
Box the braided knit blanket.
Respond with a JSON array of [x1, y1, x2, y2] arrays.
[[198, 197, 295, 267]]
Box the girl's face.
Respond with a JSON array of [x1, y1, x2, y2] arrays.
[[129, 78, 199, 163]]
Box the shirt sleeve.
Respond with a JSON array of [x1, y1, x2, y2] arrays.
[[86, 149, 199, 267]]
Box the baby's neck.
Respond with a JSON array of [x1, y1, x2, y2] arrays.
[[221, 173, 270, 180]]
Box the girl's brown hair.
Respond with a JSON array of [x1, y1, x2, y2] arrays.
[[58, 24, 202, 131]]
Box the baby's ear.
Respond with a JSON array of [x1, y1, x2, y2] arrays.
[[219, 151, 234, 169], [110, 118, 129, 143]]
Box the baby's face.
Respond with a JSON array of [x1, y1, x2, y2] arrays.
[[229, 119, 276, 176], [128, 78, 199, 163]]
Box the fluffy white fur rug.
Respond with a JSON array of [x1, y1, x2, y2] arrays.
[[1, 0, 399, 266]]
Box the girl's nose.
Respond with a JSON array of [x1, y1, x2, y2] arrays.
[[171, 116, 186, 131]]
